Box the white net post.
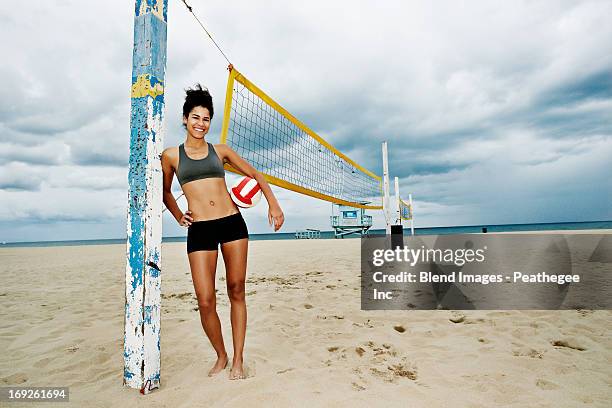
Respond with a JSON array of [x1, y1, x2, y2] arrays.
[[394, 176, 401, 225], [382, 142, 391, 234]]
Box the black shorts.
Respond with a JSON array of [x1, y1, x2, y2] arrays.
[[187, 212, 249, 253]]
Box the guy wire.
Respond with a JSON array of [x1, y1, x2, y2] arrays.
[[180, 0, 232, 65]]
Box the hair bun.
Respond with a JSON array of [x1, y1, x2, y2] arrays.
[[183, 83, 214, 120]]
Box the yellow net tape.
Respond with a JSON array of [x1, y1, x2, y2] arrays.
[[220, 67, 383, 210]]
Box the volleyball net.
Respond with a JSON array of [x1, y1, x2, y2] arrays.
[[400, 199, 413, 220], [220, 67, 383, 210]]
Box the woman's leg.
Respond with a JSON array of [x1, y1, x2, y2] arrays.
[[187, 249, 228, 376], [220, 238, 248, 379]]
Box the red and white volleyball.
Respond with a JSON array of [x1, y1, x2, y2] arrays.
[[230, 176, 262, 208]]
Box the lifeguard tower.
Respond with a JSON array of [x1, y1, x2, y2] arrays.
[[330, 203, 373, 238]]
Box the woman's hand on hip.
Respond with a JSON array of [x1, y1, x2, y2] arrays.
[[268, 204, 284, 232], [179, 210, 193, 227]]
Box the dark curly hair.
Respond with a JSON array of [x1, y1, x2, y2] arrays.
[[183, 84, 214, 123]]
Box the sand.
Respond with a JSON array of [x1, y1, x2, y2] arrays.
[[1, 233, 611, 407]]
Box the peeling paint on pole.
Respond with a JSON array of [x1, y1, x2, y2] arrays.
[[124, 0, 167, 394]]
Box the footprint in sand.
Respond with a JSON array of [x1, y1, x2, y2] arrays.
[[352, 381, 366, 391], [576, 309, 594, 317], [388, 364, 417, 380], [352, 319, 374, 328], [65, 345, 79, 352], [34, 357, 53, 368], [332, 340, 415, 384], [536, 378, 559, 390], [449, 314, 466, 323], [512, 347, 544, 359], [2, 373, 28, 384], [369, 364, 418, 382], [551, 339, 586, 351]]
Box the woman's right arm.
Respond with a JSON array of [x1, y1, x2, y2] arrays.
[[161, 148, 192, 226]]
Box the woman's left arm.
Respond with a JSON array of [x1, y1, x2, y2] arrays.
[[217, 144, 285, 231]]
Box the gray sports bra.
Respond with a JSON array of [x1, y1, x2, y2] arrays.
[[176, 143, 225, 186]]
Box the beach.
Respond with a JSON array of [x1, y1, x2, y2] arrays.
[[1, 233, 611, 407]]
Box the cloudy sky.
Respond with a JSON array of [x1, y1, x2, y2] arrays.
[[1, 0, 611, 243]]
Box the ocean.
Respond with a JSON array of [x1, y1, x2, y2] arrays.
[[1, 220, 610, 248]]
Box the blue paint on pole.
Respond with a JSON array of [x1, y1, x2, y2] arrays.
[[143, 305, 153, 324], [149, 260, 159, 278], [127, 101, 147, 295], [148, 248, 161, 278], [132, 17, 167, 79], [125, 0, 168, 393]]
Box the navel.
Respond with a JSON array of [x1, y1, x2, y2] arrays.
[[209, 200, 215, 206]]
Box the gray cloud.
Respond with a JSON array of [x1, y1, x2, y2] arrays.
[[0, 1, 133, 137], [0, 185, 126, 224], [0, 179, 42, 192], [70, 148, 128, 167], [0, 141, 70, 165], [0, 162, 44, 191]]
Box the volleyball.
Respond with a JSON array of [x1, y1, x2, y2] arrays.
[[230, 176, 262, 208]]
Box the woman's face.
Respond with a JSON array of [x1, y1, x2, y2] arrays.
[[183, 106, 211, 139]]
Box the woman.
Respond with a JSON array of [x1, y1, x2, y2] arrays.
[[161, 84, 284, 380]]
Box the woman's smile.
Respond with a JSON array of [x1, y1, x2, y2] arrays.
[[184, 106, 211, 137]]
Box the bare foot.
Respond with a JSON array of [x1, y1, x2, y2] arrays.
[[229, 357, 245, 380], [208, 354, 228, 377]]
